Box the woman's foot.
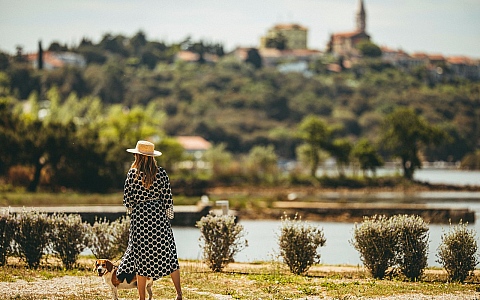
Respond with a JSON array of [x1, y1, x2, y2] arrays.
[[175, 293, 182, 300]]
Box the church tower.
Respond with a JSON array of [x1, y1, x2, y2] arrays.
[[356, 0, 366, 33]]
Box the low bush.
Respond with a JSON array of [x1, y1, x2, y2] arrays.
[[0, 212, 14, 266], [437, 221, 479, 282], [352, 214, 430, 280], [196, 212, 247, 272], [351, 215, 398, 279], [278, 214, 326, 275], [111, 215, 130, 255], [88, 218, 119, 259], [13, 210, 52, 268], [393, 214, 429, 281], [50, 214, 90, 269]]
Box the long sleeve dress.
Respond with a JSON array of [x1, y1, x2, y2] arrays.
[[117, 166, 179, 280]]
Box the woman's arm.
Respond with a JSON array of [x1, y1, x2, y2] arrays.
[[123, 169, 137, 213], [160, 168, 174, 219]]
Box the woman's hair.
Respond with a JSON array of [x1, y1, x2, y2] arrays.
[[131, 153, 158, 189]]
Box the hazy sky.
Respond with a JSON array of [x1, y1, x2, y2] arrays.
[[1, 0, 479, 58]]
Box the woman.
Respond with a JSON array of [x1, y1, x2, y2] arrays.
[[117, 140, 182, 300]]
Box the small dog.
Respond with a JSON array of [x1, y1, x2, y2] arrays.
[[95, 259, 154, 300]]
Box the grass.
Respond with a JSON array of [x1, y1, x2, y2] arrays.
[[0, 257, 478, 299], [0, 191, 200, 207]]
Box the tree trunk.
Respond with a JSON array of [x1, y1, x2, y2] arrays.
[[27, 161, 44, 192], [402, 158, 413, 180]]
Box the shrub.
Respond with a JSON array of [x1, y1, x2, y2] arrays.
[[0, 212, 15, 266], [393, 214, 429, 281], [196, 212, 247, 272], [13, 210, 52, 268], [437, 221, 479, 282], [351, 215, 398, 279], [111, 215, 130, 256], [50, 214, 90, 269], [278, 214, 326, 275], [87, 218, 118, 259]]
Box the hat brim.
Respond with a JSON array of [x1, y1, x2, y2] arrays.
[[126, 149, 162, 157]]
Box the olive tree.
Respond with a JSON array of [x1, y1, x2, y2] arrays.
[[380, 107, 447, 179]]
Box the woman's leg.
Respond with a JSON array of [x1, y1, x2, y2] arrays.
[[137, 275, 147, 300], [170, 269, 182, 299]]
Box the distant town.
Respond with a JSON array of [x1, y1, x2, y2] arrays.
[[23, 0, 479, 81]]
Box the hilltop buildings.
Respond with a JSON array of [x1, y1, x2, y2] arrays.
[[260, 23, 308, 50], [327, 0, 371, 57]]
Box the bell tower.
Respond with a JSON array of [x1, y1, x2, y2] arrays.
[[356, 0, 366, 33]]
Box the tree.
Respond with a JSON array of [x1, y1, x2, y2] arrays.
[[297, 115, 333, 177], [357, 41, 382, 58], [37, 41, 43, 70], [0, 98, 21, 175], [203, 143, 233, 180], [156, 137, 185, 173], [265, 32, 287, 50], [329, 138, 352, 177], [245, 48, 262, 69], [246, 145, 278, 184], [130, 30, 147, 55], [352, 138, 383, 177], [16, 119, 77, 192], [381, 107, 448, 179]]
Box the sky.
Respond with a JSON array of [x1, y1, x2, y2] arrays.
[[1, 0, 479, 58]]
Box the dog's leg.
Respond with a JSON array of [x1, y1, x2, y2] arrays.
[[110, 286, 118, 300], [146, 281, 153, 300]]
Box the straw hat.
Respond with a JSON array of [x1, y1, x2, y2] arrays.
[[126, 140, 162, 157]]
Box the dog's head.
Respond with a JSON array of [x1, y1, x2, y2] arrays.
[[95, 259, 114, 277]]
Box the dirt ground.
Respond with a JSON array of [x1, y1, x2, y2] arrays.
[[1, 263, 479, 300]]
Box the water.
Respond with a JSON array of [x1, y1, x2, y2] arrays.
[[413, 168, 480, 186], [174, 212, 480, 267], [173, 169, 480, 267]]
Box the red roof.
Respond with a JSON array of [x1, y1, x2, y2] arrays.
[[27, 51, 65, 68], [176, 51, 200, 62], [332, 30, 363, 38], [273, 23, 308, 31], [447, 56, 475, 65], [176, 136, 212, 151]]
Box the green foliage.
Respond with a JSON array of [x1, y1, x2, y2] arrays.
[[156, 137, 185, 173], [351, 215, 397, 279], [460, 150, 480, 170], [381, 107, 448, 179], [13, 210, 52, 268], [392, 215, 429, 281], [297, 115, 334, 177], [278, 214, 326, 275], [352, 215, 430, 280], [351, 138, 383, 177], [88, 218, 121, 260], [330, 138, 353, 176], [265, 32, 287, 50], [203, 143, 234, 182], [50, 214, 89, 269], [437, 221, 479, 282], [1, 32, 479, 191], [196, 212, 247, 272], [357, 41, 382, 58], [1, 212, 130, 268], [0, 212, 14, 266], [246, 145, 279, 184], [111, 216, 131, 256]]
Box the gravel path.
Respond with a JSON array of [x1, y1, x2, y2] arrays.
[[0, 275, 108, 299], [0, 275, 478, 300]]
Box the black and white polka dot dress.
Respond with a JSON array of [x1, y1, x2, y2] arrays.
[[117, 167, 179, 280]]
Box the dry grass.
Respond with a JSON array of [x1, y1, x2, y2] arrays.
[[0, 257, 479, 299]]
